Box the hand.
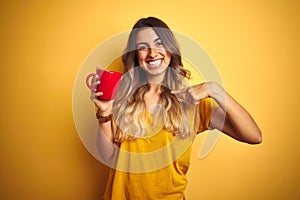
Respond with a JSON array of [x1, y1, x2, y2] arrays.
[[90, 66, 113, 115], [171, 82, 221, 105]]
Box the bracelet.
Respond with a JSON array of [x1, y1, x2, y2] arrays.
[[96, 111, 113, 123], [98, 114, 113, 123]]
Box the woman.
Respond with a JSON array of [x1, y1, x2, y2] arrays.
[[90, 17, 262, 200]]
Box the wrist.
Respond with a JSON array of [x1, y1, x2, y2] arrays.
[[96, 109, 113, 123], [97, 114, 113, 123], [96, 107, 112, 116], [207, 82, 227, 107], [208, 82, 224, 99]]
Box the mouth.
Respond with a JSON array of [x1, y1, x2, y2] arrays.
[[146, 59, 163, 69]]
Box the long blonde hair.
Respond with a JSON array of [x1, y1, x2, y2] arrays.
[[112, 17, 199, 142]]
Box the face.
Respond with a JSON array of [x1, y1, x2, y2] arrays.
[[136, 27, 171, 81]]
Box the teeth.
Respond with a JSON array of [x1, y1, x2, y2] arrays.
[[148, 59, 161, 66]]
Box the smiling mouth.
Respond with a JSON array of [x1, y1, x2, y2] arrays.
[[146, 59, 162, 69]]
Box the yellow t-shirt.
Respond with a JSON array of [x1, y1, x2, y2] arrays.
[[103, 98, 214, 200]]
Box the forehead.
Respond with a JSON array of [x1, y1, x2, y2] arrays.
[[136, 27, 159, 43]]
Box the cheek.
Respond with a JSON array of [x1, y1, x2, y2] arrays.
[[165, 52, 171, 64], [137, 52, 146, 63]]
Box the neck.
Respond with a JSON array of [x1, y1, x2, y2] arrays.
[[146, 73, 165, 84], [148, 82, 162, 94]]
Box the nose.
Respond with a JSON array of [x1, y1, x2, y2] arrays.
[[148, 47, 158, 58]]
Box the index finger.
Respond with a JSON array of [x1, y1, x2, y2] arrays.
[[171, 87, 189, 94], [96, 65, 101, 74]]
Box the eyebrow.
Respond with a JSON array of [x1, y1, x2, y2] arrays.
[[136, 37, 161, 46]]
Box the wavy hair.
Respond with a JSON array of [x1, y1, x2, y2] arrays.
[[112, 17, 199, 142]]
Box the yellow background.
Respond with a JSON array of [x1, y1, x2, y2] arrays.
[[0, 0, 299, 199]]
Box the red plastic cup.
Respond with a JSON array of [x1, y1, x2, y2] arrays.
[[86, 69, 122, 100]]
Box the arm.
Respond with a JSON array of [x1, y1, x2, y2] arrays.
[[95, 106, 116, 161], [171, 82, 262, 144], [208, 82, 262, 144], [90, 67, 116, 161]]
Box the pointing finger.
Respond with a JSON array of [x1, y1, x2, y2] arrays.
[[171, 87, 189, 94]]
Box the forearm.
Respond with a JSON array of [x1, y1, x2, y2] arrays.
[[209, 83, 262, 143], [97, 115, 116, 161]]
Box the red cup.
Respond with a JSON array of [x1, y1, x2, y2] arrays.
[[86, 69, 122, 100]]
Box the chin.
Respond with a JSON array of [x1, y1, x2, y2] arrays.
[[147, 66, 168, 75]]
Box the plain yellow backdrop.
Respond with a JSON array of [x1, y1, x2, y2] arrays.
[[0, 0, 299, 199]]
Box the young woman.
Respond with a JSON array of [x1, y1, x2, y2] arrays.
[[90, 17, 262, 200]]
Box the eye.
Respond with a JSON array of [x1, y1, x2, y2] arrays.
[[155, 41, 163, 47], [137, 44, 148, 51], [154, 41, 165, 49]]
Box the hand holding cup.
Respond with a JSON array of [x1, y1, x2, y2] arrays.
[[87, 66, 122, 114]]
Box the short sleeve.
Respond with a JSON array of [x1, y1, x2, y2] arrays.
[[197, 98, 219, 133]]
